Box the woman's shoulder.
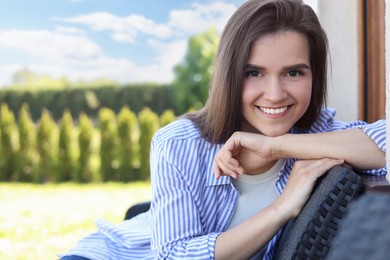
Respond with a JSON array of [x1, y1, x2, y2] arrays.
[[313, 108, 337, 129], [151, 118, 216, 168], [297, 108, 381, 134], [292, 108, 337, 134], [152, 118, 203, 145]]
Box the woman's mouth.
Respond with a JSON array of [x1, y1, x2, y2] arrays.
[[258, 106, 288, 115]]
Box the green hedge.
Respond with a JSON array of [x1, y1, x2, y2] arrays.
[[0, 84, 175, 122], [0, 104, 176, 183]]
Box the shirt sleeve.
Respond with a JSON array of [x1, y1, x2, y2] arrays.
[[360, 120, 387, 175], [149, 136, 220, 259], [314, 109, 386, 175], [361, 119, 386, 153]]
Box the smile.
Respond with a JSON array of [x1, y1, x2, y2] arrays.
[[259, 106, 288, 115]]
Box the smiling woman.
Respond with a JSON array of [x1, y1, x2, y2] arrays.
[[59, 1, 386, 259], [241, 32, 313, 137]]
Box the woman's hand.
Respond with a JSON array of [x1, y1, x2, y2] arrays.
[[214, 157, 344, 260], [213, 131, 275, 179], [273, 158, 344, 219]]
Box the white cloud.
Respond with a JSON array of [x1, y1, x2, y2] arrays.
[[0, 28, 179, 85], [0, 53, 176, 85], [148, 39, 187, 69], [0, 29, 101, 61], [0, 1, 240, 86], [55, 26, 85, 35], [55, 1, 236, 43], [168, 2, 237, 34], [0, 64, 23, 87], [55, 12, 173, 43]]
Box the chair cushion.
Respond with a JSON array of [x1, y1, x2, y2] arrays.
[[124, 201, 151, 220], [326, 189, 390, 260]]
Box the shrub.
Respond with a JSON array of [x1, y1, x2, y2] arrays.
[[57, 110, 78, 182], [16, 104, 37, 182], [138, 108, 159, 180], [77, 113, 97, 182], [117, 107, 139, 182], [36, 109, 57, 183], [0, 104, 18, 181], [160, 109, 176, 127], [98, 108, 118, 181]]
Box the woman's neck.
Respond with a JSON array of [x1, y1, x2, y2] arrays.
[[244, 159, 279, 175]]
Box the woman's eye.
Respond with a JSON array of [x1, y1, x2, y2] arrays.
[[287, 70, 302, 77], [245, 70, 261, 78]]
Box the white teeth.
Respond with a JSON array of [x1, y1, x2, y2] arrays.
[[260, 106, 288, 115]]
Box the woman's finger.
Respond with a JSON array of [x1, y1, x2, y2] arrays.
[[213, 156, 242, 179]]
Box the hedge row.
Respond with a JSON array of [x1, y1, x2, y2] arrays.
[[0, 83, 176, 122], [0, 103, 176, 183]]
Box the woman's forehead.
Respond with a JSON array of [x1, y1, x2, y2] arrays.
[[247, 31, 310, 67]]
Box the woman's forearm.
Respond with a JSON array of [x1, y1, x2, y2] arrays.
[[214, 203, 288, 260], [273, 128, 385, 170], [214, 157, 345, 259]]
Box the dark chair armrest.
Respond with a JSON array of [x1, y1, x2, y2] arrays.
[[274, 165, 363, 260]]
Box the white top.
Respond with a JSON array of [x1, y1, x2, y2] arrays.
[[227, 159, 284, 230]]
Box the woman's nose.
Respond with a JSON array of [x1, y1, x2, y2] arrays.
[[263, 77, 287, 102]]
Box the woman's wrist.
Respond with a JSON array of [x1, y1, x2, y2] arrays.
[[268, 134, 289, 159], [269, 197, 296, 222]]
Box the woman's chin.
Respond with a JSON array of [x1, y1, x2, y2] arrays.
[[256, 127, 289, 137]]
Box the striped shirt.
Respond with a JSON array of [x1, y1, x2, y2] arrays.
[[60, 108, 386, 260]]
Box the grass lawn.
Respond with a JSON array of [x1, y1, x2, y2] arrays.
[[0, 182, 152, 260]]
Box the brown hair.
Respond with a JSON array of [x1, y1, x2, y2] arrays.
[[186, 0, 328, 144]]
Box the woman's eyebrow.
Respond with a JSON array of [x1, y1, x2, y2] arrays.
[[245, 63, 311, 70], [245, 64, 265, 70], [282, 63, 311, 70]]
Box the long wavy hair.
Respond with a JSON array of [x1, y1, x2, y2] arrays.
[[186, 0, 328, 144]]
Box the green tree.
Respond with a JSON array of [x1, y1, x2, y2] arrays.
[[172, 27, 219, 114], [77, 113, 97, 182], [16, 103, 37, 182], [57, 110, 78, 182], [11, 67, 68, 90], [36, 109, 57, 183], [98, 108, 118, 181], [138, 107, 159, 180], [117, 107, 139, 182], [160, 109, 176, 127], [0, 104, 18, 181], [12, 67, 36, 85]]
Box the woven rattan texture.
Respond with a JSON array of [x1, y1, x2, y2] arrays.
[[274, 166, 362, 260]]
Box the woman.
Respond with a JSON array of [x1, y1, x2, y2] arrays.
[[60, 0, 386, 259]]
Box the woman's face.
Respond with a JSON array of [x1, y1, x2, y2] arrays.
[[241, 31, 312, 137]]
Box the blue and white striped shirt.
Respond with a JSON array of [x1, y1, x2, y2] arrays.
[[60, 108, 386, 260]]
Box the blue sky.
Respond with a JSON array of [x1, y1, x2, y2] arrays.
[[0, 0, 317, 87]]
